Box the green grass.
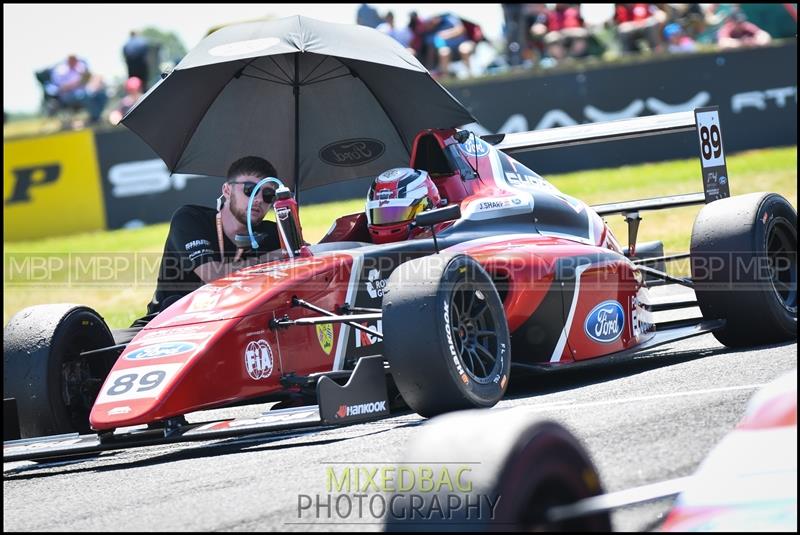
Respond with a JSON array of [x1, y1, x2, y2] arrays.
[[4, 146, 796, 328]]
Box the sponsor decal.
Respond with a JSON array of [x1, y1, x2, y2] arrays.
[[259, 267, 288, 279], [365, 269, 387, 299], [443, 300, 469, 384], [334, 400, 387, 419], [377, 168, 406, 182], [457, 136, 491, 158], [125, 342, 197, 360], [185, 239, 211, 250], [491, 342, 507, 385], [631, 295, 654, 340], [505, 171, 553, 189], [107, 406, 132, 415], [187, 292, 220, 312], [134, 325, 211, 344], [5, 438, 84, 455], [584, 300, 625, 343], [244, 339, 274, 380], [319, 139, 385, 167], [355, 320, 382, 348], [316, 323, 335, 355], [188, 248, 214, 262]]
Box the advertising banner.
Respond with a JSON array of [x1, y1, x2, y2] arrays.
[[4, 130, 106, 241]]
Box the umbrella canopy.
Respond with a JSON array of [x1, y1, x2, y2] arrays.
[[122, 15, 476, 196]]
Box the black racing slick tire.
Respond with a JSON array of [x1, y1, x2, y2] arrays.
[[3, 304, 118, 438], [384, 409, 611, 531], [382, 253, 510, 418], [691, 192, 797, 347]]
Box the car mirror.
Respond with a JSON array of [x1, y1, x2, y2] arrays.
[[415, 204, 461, 228]]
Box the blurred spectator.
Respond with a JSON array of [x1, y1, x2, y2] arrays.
[[539, 4, 591, 65], [740, 3, 797, 39], [503, 3, 549, 67], [123, 31, 152, 91], [614, 4, 667, 54], [425, 13, 476, 78], [407, 11, 430, 63], [377, 11, 413, 50], [663, 22, 697, 53], [502, 3, 526, 66], [528, 4, 554, 60], [108, 76, 144, 125], [44, 54, 108, 124], [717, 10, 773, 49], [356, 3, 383, 29]]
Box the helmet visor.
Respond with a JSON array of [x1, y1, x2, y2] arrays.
[[367, 198, 427, 226]]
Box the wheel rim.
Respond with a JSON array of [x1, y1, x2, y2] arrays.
[[766, 217, 797, 314], [448, 279, 501, 384], [62, 336, 115, 432]]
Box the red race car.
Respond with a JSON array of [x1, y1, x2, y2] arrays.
[[4, 108, 797, 462]]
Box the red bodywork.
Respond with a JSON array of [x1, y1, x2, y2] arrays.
[[90, 128, 653, 430]]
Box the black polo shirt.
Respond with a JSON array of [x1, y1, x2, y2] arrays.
[[147, 205, 280, 314]]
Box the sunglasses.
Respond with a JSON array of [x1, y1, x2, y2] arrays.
[[228, 181, 276, 203]]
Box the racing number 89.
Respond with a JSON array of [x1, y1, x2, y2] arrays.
[[107, 371, 167, 396], [700, 125, 721, 160]]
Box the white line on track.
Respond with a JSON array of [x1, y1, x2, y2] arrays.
[[504, 383, 767, 413]]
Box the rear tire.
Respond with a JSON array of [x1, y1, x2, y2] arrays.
[[382, 254, 510, 417], [4, 304, 118, 437], [690, 192, 797, 347]]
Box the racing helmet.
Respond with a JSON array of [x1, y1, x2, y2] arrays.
[[366, 168, 441, 244]]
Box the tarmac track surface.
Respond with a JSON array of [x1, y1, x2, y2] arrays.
[[4, 290, 797, 531]]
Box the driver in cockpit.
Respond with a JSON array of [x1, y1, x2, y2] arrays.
[[365, 167, 444, 244]]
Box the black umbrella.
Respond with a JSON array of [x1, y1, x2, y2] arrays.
[[122, 15, 476, 199]]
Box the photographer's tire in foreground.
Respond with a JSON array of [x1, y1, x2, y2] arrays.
[[385, 410, 611, 531], [691, 192, 797, 347], [382, 253, 510, 418], [4, 304, 117, 438]]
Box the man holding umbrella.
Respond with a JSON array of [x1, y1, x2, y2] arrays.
[[145, 156, 285, 317], [110, 156, 284, 347]]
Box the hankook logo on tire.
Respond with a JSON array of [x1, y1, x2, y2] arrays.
[[443, 300, 469, 384]]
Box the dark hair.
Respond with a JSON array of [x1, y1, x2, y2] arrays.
[[226, 156, 277, 181]]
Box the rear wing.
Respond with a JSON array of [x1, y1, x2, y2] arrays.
[[482, 107, 731, 210]]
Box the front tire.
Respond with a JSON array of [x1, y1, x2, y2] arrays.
[[385, 410, 611, 531], [382, 254, 511, 417], [690, 192, 797, 347], [4, 304, 118, 437]]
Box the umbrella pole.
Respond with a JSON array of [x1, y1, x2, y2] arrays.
[[294, 54, 300, 210]]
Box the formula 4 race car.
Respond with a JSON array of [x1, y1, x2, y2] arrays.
[[4, 107, 797, 462]]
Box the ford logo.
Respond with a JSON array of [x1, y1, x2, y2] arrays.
[[584, 301, 625, 343], [125, 342, 197, 360], [319, 139, 385, 167], [458, 136, 491, 158]]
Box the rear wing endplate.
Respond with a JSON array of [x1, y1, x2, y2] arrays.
[[483, 107, 730, 206]]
